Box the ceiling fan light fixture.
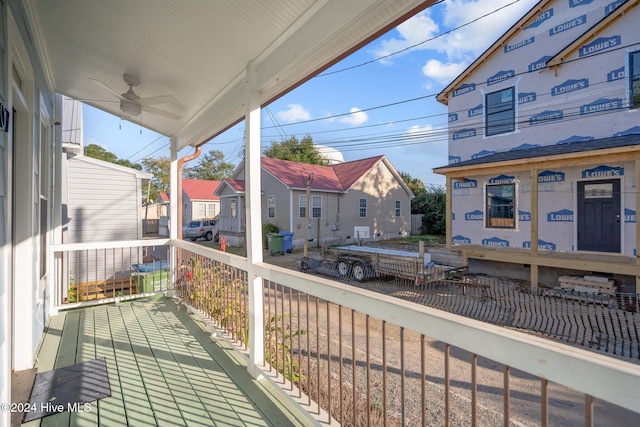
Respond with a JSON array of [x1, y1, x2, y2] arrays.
[[120, 100, 141, 116]]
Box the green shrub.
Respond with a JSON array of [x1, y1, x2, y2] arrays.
[[262, 223, 279, 249]]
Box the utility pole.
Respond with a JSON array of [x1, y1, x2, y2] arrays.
[[303, 172, 313, 258]]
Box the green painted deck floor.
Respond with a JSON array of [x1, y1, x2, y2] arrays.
[[24, 297, 303, 427]]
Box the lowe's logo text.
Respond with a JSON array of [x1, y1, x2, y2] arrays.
[[453, 128, 476, 140], [550, 15, 585, 36], [552, 78, 588, 96], [625, 208, 636, 223], [526, 8, 553, 29], [570, 0, 593, 7], [454, 178, 477, 189], [468, 104, 483, 117], [519, 211, 531, 221], [519, 92, 536, 104], [529, 56, 552, 72], [487, 70, 515, 86], [582, 165, 623, 178], [453, 83, 475, 97], [547, 209, 574, 222], [504, 37, 534, 53], [579, 36, 620, 57], [607, 66, 625, 82], [529, 110, 563, 126], [449, 113, 458, 122], [482, 237, 509, 247], [472, 150, 495, 159], [523, 240, 557, 250], [538, 170, 565, 182], [489, 174, 514, 184], [464, 210, 483, 221], [605, 0, 625, 15], [557, 135, 594, 144], [580, 98, 622, 115], [452, 235, 471, 245], [449, 155, 461, 164]]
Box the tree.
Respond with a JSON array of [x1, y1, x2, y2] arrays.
[[400, 171, 426, 214], [184, 150, 235, 180], [420, 185, 446, 235], [141, 157, 170, 202], [84, 144, 142, 170], [263, 135, 327, 165]]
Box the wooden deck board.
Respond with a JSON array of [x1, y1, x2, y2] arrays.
[[27, 297, 304, 427]]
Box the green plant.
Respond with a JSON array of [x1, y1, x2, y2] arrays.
[[266, 314, 306, 383], [262, 223, 280, 249]]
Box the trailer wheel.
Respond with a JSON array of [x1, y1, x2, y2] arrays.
[[336, 258, 350, 278], [352, 261, 368, 282]]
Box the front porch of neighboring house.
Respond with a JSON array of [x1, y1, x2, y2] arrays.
[[437, 141, 640, 293], [30, 237, 640, 426]]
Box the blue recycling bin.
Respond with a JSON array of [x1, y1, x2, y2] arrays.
[[279, 231, 294, 253]]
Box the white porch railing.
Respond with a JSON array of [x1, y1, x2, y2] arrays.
[[53, 238, 640, 425]]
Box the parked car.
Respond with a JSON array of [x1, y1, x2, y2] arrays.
[[183, 218, 219, 241]]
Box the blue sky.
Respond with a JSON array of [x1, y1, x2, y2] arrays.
[[83, 0, 539, 187]]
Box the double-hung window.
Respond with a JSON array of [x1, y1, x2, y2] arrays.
[[395, 201, 401, 217], [485, 87, 515, 136], [300, 195, 322, 218], [486, 183, 515, 228], [267, 196, 276, 218], [631, 51, 640, 108], [359, 198, 367, 217]]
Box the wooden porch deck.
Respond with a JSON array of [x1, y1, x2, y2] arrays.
[[23, 297, 304, 427]]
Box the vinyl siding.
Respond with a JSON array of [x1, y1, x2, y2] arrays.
[[66, 157, 142, 243], [261, 172, 291, 230]]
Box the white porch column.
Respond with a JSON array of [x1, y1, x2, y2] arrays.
[[245, 61, 265, 376], [169, 139, 179, 293]]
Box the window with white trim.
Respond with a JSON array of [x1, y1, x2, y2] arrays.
[[311, 195, 322, 218], [395, 200, 401, 217], [485, 87, 515, 136], [631, 51, 640, 108], [485, 183, 515, 228], [267, 195, 276, 218], [359, 198, 367, 217]]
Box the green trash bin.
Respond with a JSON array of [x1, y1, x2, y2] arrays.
[[267, 232, 284, 255], [133, 269, 169, 293]]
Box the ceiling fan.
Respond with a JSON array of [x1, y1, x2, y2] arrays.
[[90, 73, 181, 120]]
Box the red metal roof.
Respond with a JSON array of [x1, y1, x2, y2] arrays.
[[182, 179, 221, 200], [158, 192, 170, 202], [261, 156, 384, 191]]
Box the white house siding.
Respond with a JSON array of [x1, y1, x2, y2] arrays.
[[445, 0, 639, 255], [261, 171, 291, 230], [344, 162, 411, 240]]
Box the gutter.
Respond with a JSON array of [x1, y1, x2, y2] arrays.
[[177, 145, 202, 238]]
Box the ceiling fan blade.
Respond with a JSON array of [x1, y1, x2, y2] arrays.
[[142, 105, 181, 120], [90, 78, 124, 100], [137, 95, 177, 106]]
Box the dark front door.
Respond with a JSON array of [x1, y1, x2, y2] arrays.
[[577, 179, 621, 252]]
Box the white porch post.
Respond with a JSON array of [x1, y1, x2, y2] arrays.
[[169, 139, 179, 292], [245, 61, 265, 377]]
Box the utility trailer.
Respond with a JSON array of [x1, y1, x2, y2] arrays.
[[322, 243, 452, 284]]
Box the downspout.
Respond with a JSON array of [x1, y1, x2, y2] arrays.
[[177, 146, 202, 238]]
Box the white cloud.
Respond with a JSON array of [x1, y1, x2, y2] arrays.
[[421, 59, 468, 83], [277, 104, 311, 122], [338, 108, 368, 126], [371, 10, 439, 62]]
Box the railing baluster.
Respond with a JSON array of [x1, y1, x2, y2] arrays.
[[585, 395, 594, 427], [445, 342, 450, 425], [471, 353, 478, 427], [366, 314, 371, 427], [541, 378, 549, 427], [383, 320, 388, 427], [504, 365, 510, 427]]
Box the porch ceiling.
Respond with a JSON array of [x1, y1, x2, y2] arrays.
[[25, 0, 433, 150]]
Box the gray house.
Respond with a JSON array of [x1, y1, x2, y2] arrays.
[[215, 155, 414, 248]]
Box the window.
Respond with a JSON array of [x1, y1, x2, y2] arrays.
[[312, 195, 322, 218], [231, 200, 237, 218], [197, 203, 207, 218], [631, 51, 640, 108], [267, 196, 276, 218], [299, 195, 306, 219], [485, 87, 515, 136], [486, 184, 515, 228], [395, 200, 401, 217], [359, 198, 367, 217]]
